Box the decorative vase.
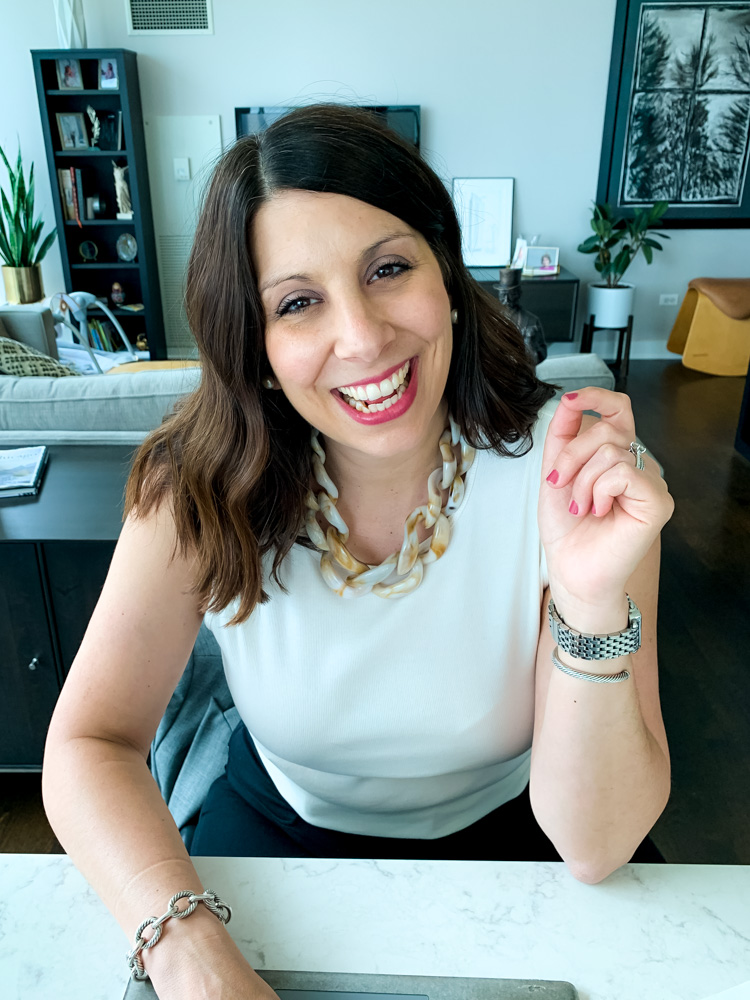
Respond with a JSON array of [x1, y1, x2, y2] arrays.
[[587, 282, 635, 329], [2, 265, 45, 304], [494, 266, 548, 364], [53, 0, 87, 47]]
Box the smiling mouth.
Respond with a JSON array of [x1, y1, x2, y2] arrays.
[[334, 359, 412, 414]]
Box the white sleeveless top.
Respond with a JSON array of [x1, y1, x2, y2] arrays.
[[203, 397, 558, 839]]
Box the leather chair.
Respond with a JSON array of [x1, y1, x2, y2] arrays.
[[667, 278, 750, 376]]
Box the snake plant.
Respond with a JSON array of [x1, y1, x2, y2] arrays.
[[0, 142, 57, 268]]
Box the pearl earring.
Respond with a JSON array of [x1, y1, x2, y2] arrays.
[[451, 309, 458, 324], [262, 377, 275, 389]]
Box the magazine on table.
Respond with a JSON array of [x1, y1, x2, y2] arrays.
[[0, 446, 49, 498]]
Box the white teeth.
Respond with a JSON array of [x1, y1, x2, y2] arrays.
[[337, 359, 411, 402]]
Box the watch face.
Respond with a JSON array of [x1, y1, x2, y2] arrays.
[[79, 240, 98, 261], [116, 232, 138, 262]]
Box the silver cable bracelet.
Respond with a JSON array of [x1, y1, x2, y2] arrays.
[[126, 889, 232, 981], [552, 645, 630, 684]]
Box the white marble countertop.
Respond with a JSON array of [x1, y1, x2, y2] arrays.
[[2, 855, 749, 1000]]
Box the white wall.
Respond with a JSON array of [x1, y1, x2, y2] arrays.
[[2, 0, 749, 358]]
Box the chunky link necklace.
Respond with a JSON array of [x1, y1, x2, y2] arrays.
[[304, 415, 476, 599]]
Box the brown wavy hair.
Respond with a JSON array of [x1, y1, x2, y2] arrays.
[[125, 103, 557, 624]]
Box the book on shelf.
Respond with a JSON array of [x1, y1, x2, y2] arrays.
[[69, 166, 82, 228], [120, 302, 144, 312], [57, 168, 75, 221], [87, 318, 119, 352], [0, 445, 49, 499], [99, 111, 123, 151]]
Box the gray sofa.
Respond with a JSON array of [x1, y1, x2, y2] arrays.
[[0, 304, 616, 445]]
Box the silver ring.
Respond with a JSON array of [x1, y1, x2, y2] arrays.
[[629, 441, 646, 470]]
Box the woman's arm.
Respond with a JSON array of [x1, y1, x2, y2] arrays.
[[42, 502, 273, 996], [529, 535, 670, 884], [530, 393, 674, 883]]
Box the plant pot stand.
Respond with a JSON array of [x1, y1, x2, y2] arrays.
[[580, 313, 633, 382]]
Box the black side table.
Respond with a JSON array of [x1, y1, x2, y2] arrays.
[[580, 313, 634, 381]]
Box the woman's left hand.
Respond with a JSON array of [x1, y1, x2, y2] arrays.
[[539, 387, 675, 610]]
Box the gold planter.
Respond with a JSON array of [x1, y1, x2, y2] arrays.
[[2, 265, 45, 304]]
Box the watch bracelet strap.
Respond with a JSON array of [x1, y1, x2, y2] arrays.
[[552, 645, 630, 684], [548, 594, 641, 660]]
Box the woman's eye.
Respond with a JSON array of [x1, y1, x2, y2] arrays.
[[277, 294, 321, 317], [372, 259, 412, 281]]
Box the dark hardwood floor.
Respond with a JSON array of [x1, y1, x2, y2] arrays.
[[1, 358, 749, 862]]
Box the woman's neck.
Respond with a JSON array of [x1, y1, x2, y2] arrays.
[[318, 402, 449, 561]]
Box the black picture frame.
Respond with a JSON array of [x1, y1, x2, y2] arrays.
[[597, 0, 750, 228]]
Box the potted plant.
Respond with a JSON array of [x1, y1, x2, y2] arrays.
[[0, 143, 57, 304], [577, 201, 669, 329]]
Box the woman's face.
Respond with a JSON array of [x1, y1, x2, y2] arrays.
[[254, 190, 453, 461]]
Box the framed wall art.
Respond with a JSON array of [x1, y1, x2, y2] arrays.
[[597, 0, 750, 227], [451, 177, 514, 266]]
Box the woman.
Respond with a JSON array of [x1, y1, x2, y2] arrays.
[[42, 105, 674, 995]]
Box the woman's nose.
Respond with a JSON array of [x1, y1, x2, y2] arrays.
[[331, 293, 396, 363]]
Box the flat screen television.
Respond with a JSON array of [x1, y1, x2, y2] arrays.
[[235, 105, 421, 149]]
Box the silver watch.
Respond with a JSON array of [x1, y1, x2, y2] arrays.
[[548, 595, 641, 660]]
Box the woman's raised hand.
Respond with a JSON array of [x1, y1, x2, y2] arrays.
[[538, 387, 674, 610]]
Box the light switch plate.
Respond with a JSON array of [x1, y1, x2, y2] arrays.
[[173, 157, 191, 181]]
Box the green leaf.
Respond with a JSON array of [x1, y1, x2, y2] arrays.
[[1, 188, 14, 229], [642, 243, 653, 265], [578, 235, 600, 252], [34, 228, 57, 264], [0, 213, 13, 265], [0, 143, 17, 204]]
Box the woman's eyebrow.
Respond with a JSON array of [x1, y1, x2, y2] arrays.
[[259, 231, 417, 294]]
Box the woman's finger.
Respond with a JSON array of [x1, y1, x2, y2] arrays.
[[562, 442, 637, 517], [543, 388, 636, 479], [590, 456, 673, 521], [546, 419, 632, 493]]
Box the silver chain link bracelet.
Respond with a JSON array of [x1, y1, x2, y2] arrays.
[[126, 889, 232, 980]]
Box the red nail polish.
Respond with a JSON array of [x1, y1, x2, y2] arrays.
[[546, 469, 559, 484], [564, 392, 578, 400], [569, 500, 579, 515]]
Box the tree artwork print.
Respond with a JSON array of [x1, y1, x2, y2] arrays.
[[621, 3, 750, 206]]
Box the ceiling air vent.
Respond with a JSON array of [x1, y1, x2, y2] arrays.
[[125, 0, 213, 34]]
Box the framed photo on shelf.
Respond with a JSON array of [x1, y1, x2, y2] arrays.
[[597, 0, 750, 227], [98, 58, 119, 90], [56, 112, 89, 150], [451, 177, 514, 267], [523, 246, 560, 275], [55, 58, 83, 90]]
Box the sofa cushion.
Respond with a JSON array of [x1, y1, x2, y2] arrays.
[[0, 337, 80, 378], [0, 365, 202, 432], [536, 352, 615, 395]]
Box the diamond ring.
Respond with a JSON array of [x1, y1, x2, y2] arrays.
[[629, 441, 647, 470]]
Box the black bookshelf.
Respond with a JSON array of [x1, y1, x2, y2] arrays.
[[31, 48, 166, 359]]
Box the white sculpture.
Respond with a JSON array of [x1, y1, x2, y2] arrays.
[[112, 161, 133, 219]]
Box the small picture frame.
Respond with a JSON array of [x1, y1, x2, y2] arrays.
[[98, 59, 119, 90], [55, 58, 83, 90], [523, 246, 560, 276], [56, 112, 89, 150]]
